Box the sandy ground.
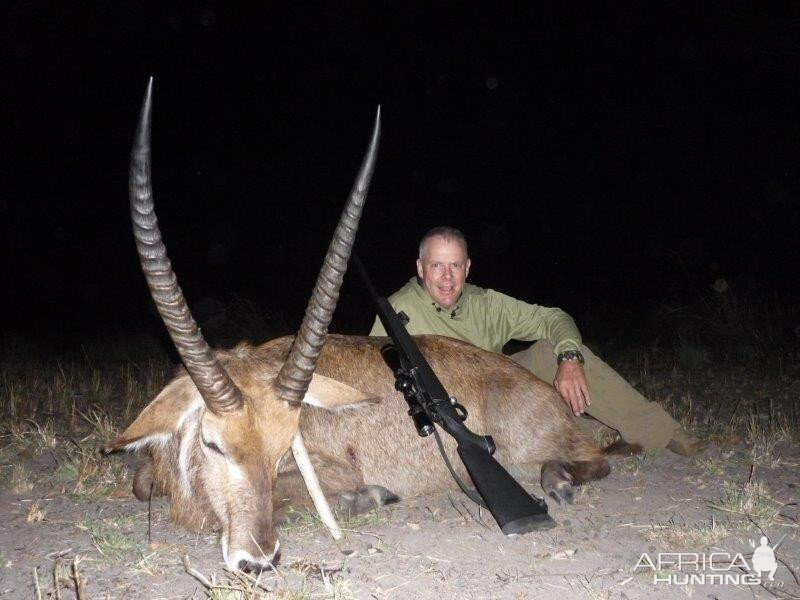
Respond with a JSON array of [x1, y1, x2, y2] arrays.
[[0, 440, 797, 599]]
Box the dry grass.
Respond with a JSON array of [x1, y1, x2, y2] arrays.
[[129, 551, 161, 577], [710, 478, 784, 527], [619, 450, 658, 475], [0, 335, 170, 436], [621, 339, 799, 456], [643, 516, 728, 549], [6, 464, 35, 494], [0, 338, 167, 502], [53, 442, 129, 499], [573, 576, 609, 600], [611, 286, 799, 456], [590, 425, 618, 448], [25, 499, 47, 523], [278, 503, 392, 541], [77, 515, 144, 562], [745, 414, 796, 468], [48, 555, 87, 600], [692, 456, 725, 478], [182, 555, 355, 600]]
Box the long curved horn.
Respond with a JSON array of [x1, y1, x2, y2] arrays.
[[129, 78, 244, 414], [276, 108, 381, 405]]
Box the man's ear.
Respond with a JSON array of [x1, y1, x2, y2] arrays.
[[416, 258, 424, 280], [104, 377, 202, 453], [465, 258, 471, 278], [302, 373, 381, 411]]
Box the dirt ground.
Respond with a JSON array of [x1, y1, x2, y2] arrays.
[[0, 438, 797, 599]]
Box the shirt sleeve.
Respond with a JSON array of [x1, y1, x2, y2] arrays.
[[489, 290, 582, 356]]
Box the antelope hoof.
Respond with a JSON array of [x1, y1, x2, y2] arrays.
[[337, 485, 399, 515], [547, 481, 575, 506], [541, 460, 575, 506]]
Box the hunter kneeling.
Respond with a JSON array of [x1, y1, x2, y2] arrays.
[[369, 226, 705, 457]]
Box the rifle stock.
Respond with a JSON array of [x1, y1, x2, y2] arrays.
[[456, 443, 554, 534]]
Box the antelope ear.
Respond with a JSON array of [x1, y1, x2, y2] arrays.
[[302, 373, 381, 411], [104, 377, 202, 453]]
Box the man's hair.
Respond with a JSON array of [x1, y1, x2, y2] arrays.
[[418, 226, 469, 260]]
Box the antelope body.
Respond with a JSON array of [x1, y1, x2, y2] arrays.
[[108, 81, 610, 572]]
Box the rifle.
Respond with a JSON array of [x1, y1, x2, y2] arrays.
[[353, 254, 555, 535]]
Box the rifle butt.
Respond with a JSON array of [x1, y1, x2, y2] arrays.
[[456, 443, 556, 535]]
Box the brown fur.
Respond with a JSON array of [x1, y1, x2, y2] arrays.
[[602, 439, 643, 456], [111, 333, 610, 565], [566, 459, 612, 485]]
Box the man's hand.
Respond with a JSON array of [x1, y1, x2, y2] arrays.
[[553, 361, 592, 416]]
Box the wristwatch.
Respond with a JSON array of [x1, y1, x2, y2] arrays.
[[556, 349, 585, 366]]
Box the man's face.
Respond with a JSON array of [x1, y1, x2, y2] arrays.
[[416, 236, 471, 310]]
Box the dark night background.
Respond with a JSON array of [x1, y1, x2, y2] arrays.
[[4, 3, 800, 352]]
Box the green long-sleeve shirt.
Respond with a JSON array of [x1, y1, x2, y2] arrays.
[[368, 277, 582, 356]]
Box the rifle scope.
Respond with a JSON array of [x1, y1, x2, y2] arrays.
[[380, 345, 435, 437]]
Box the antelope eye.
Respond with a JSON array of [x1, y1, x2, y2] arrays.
[[202, 439, 223, 454]]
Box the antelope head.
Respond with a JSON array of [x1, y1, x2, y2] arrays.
[[106, 79, 380, 571]]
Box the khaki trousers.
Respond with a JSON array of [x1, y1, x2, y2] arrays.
[[510, 341, 680, 450]]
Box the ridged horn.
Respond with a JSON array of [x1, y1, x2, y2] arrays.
[[276, 107, 381, 405], [129, 78, 244, 414]]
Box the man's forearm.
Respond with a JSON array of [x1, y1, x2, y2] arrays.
[[544, 309, 582, 357]]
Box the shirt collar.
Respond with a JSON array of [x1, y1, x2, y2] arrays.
[[411, 276, 469, 317]]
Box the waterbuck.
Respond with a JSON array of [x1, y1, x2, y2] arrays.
[[107, 80, 612, 572]]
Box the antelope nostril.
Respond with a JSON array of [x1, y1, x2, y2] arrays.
[[237, 559, 273, 574]]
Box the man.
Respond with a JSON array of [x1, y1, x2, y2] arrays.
[[369, 226, 704, 456]]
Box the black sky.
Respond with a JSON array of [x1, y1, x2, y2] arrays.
[[4, 3, 800, 343]]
